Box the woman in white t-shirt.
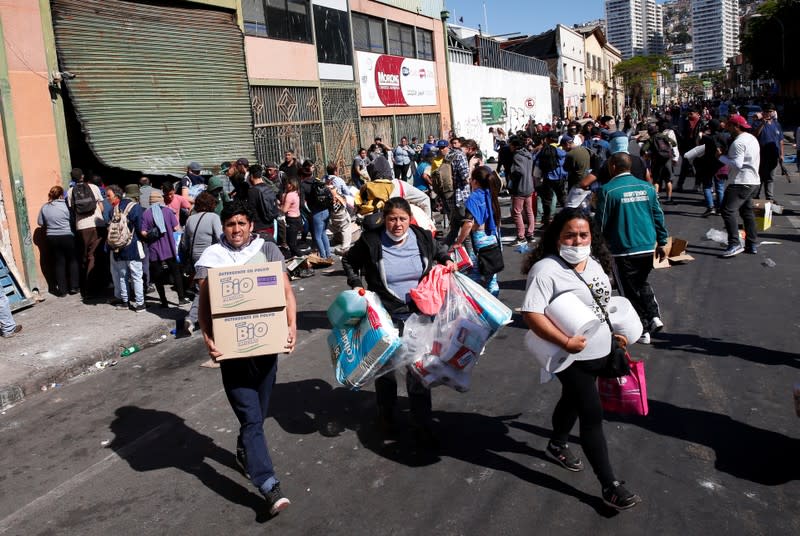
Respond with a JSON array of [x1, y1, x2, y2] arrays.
[[520, 207, 640, 511]]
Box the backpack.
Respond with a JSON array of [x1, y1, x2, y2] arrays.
[[431, 159, 454, 198], [651, 134, 673, 162], [71, 183, 97, 216], [584, 139, 608, 173], [537, 144, 559, 175], [107, 201, 136, 252], [254, 183, 280, 226], [310, 179, 334, 210]]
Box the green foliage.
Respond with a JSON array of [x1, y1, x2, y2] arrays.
[[741, 0, 798, 80]]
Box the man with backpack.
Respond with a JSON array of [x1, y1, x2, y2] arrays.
[[535, 131, 568, 227], [104, 184, 145, 312], [642, 124, 677, 204], [246, 164, 281, 240], [178, 162, 205, 199], [507, 137, 535, 244], [300, 163, 334, 263], [66, 167, 106, 298]]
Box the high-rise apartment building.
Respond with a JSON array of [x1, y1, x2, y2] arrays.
[[692, 0, 739, 72], [605, 0, 664, 58]]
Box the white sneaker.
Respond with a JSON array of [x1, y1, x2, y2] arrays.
[[638, 332, 651, 345], [650, 317, 664, 333], [184, 319, 194, 335]]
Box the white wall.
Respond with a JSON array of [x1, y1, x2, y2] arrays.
[[449, 62, 552, 158]]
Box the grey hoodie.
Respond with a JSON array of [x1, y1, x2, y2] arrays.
[[510, 147, 534, 197]]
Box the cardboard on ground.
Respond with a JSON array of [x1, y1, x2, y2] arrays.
[[653, 237, 695, 269], [752, 200, 773, 231]]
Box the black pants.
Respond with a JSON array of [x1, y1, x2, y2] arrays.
[[285, 216, 303, 257], [394, 163, 410, 181], [375, 319, 432, 426], [150, 257, 185, 305], [553, 359, 615, 488], [537, 179, 566, 224], [612, 253, 660, 329], [47, 234, 80, 295], [721, 183, 758, 249]]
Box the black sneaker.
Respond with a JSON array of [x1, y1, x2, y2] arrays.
[[235, 447, 250, 479], [131, 303, 147, 313], [511, 236, 527, 246], [178, 297, 192, 305], [702, 207, 716, 217], [546, 441, 584, 472], [114, 301, 130, 310], [602, 480, 641, 510], [264, 484, 290, 516], [525, 234, 536, 243]]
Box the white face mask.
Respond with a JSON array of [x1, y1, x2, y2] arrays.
[[559, 244, 591, 265], [385, 230, 408, 243]]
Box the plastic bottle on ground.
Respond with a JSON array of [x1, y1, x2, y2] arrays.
[[120, 345, 141, 357]]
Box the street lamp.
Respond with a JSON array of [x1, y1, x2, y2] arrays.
[[750, 13, 785, 73]]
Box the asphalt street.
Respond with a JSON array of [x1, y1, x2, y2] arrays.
[[1, 175, 799, 535]]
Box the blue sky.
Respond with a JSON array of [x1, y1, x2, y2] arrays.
[[446, 1, 665, 38]]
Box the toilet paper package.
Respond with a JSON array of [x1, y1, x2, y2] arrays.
[[544, 292, 601, 339]]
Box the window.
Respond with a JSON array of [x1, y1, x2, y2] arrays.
[[313, 5, 352, 65], [388, 21, 415, 57], [416, 29, 434, 60], [352, 13, 385, 53], [572, 65, 576, 83], [243, 0, 312, 43]]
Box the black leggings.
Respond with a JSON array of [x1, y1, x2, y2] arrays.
[[285, 216, 303, 257], [150, 257, 185, 305], [47, 234, 80, 295], [553, 359, 615, 488]]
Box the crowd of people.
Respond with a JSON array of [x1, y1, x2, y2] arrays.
[[5, 100, 789, 516]]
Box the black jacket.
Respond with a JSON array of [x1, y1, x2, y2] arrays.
[[342, 225, 450, 316]]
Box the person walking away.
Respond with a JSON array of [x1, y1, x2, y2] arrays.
[[751, 103, 783, 204], [37, 185, 80, 297], [642, 124, 676, 204], [520, 207, 641, 511], [717, 114, 761, 257], [535, 132, 568, 228], [508, 137, 536, 245], [104, 185, 146, 312], [180, 191, 222, 335], [676, 107, 705, 192], [393, 137, 415, 181], [299, 161, 334, 263], [323, 163, 354, 255], [450, 166, 502, 296], [683, 120, 729, 216], [141, 189, 190, 307], [246, 164, 280, 240], [342, 197, 453, 448], [196, 200, 297, 516], [280, 178, 304, 258], [66, 167, 106, 298], [594, 153, 668, 345], [562, 135, 594, 192]]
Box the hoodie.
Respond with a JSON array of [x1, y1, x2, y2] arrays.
[[509, 148, 534, 197]]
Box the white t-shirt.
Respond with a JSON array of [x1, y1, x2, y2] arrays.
[[521, 255, 611, 325], [67, 183, 106, 230]]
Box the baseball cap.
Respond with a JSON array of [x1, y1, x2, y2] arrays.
[[436, 140, 449, 148], [559, 135, 574, 145], [188, 161, 202, 172], [727, 114, 751, 129], [236, 157, 249, 166]]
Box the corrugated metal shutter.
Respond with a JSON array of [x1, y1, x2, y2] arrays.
[[51, 0, 255, 175]]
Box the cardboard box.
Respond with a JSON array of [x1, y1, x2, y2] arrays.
[[653, 237, 695, 269], [212, 309, 289, 360], [207, 261, 285, 315], [752, 200, 773, 231]]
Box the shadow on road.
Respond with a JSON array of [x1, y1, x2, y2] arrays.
[[296, 310, 332, 333], [269, 379, 614, 516], [605, 400, 800, 486], [652, 332, 800, 369], [108, 406, 271, 522]]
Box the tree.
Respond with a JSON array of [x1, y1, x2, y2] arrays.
[[613, 55, 672, 113], [741, 0, 798, 82]]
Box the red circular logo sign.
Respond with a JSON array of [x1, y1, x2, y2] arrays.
[[525, 98, 535, 109]]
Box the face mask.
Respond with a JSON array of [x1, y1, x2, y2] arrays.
[[385, 230, 408, 243], [559, 244, 591, 265]]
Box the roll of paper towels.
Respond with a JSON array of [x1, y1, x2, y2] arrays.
[[524, 330, 575, 374], [607, 296, 643, 344], [545, 292, 602, 339], [571, 324, 612, 360]]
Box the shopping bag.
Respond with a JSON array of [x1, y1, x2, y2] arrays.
[[597, 359, 648, 416], [450, 245, 473, 272], [451, 271, 512, 331], [409, 265, 451, 315], [328, 291, 401, 389]]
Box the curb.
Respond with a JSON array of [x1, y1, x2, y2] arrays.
[[0, 322, 175, 411]]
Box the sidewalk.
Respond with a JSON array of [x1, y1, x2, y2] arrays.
[[0, 288, 188, 410]]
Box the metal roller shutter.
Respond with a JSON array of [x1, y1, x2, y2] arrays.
[[51, 0, 255, 175]]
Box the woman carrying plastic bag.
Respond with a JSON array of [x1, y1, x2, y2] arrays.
[[342, 197, 453, 448]]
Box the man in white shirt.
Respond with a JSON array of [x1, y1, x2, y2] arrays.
[[717, 114, 761, 257]]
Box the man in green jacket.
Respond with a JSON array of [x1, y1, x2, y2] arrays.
[[595, 153, 668, 345]]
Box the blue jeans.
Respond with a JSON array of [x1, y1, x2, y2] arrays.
[[110, 257, 144, 306], [0, 291, 16, 336], [312, 209, 331, 258], [703, 176, 726, 209], [220, 355, 279, 495]]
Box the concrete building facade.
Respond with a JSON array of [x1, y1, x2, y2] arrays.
[[692, 0, 739, 72], [605, 0, 665, 58]]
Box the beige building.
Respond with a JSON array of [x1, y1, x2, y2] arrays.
[[576, 25, 624, 119]]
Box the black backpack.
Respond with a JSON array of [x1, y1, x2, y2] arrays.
[[585, 140, 608, 173], [71, 183, 97, 216], [537, 144, 559, 175], [310, 179, 333, 210], [651, 134, 673, 162], [254, 183, 280, 225]]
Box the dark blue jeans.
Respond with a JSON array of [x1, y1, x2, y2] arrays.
[[220, 354, 279, 495]]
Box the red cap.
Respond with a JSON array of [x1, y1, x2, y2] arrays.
[[727, 114, 750, 130]]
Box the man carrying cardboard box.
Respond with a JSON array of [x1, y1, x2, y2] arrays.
[[595, 153, 668, 345], [196, 201, 297, 517]]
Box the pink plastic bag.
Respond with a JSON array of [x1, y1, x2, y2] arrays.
[[597, 359, 648, 416], [409, 264, 451, 315]]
